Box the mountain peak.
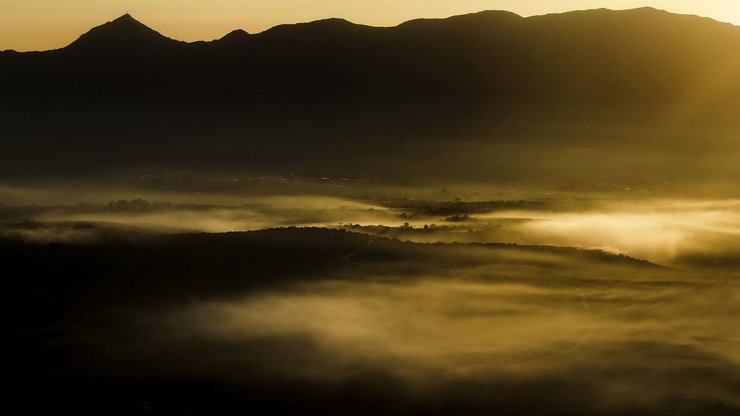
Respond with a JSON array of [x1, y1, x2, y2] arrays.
[[100, 13, 151, 32], [218, 29, 251, 43], [112, 13, 138, 23], [66, 13, 178, 51]]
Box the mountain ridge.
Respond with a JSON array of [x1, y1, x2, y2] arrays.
[[5, 7, 740, 110], [3, 7, 736, 53], [65, 13, 181, 51], [3, 7, 740, 181]]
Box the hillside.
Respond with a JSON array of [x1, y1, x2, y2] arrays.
[[2, 8, 740, 183], [4, 226, 736, 415]]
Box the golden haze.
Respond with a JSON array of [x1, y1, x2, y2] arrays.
[[3, 0, 740, 51]]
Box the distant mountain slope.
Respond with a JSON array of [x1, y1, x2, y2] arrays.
[[3, 8, 739, 104], [2, 8, 740, 181], [66, 13, 182, 52]]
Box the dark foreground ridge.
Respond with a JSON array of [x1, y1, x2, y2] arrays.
[[1, 226, 730, 415]]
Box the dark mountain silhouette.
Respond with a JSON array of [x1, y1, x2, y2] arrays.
[[7, 8, 740, 103], [2, 8, 740, 181], [217, 29, 251, 44], [66, 14, 181, 52]]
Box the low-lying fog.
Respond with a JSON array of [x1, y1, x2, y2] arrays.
[[43, 234, 739, 414], [3, 180, 739, 413], [3, 184, 739, 269]]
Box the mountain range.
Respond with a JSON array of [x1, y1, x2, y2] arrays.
[[2, 8, 740, 183]]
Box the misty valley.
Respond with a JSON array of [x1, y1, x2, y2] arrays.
[[2, 183, 739, 414], [2, 5, 740, 416]]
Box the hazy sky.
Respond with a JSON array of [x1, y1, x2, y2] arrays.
[[2, 1, 740, 51]]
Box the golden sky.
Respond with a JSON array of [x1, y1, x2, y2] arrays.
[[2, 1, 740, 51]]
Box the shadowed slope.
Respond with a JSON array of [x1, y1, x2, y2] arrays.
[[3, 8, 740, 182], [66, 14, 181, 52], [4, 227, 736, 415]]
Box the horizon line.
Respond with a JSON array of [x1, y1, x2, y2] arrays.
[[3, 6, 734, 53]]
